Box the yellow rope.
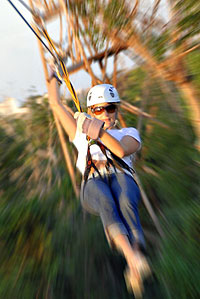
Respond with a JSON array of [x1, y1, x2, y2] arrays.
[[43, 29, 82, 112]]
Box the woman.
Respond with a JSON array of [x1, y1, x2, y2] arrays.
[[49, 80, 151, 297]]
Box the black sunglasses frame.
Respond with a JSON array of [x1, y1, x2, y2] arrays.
[[90, 104, 118, 115]]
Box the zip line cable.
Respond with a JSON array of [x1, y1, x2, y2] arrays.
[[6, 0, 82, 112], [41, 28, 82, 111], [7, 0, 57, 61]]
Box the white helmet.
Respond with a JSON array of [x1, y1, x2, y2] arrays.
[[87, 84, 120, 107]]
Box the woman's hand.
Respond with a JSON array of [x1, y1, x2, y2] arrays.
[[74, 112, 92, 133], [74, 112, 104, 140]]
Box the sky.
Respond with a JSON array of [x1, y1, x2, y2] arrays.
[[1, 0, 93, 105], [0, 0, 168, 105], [1, 1, 46, 104]]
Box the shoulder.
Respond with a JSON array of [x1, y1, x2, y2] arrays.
[[120, 127, 141, 143]]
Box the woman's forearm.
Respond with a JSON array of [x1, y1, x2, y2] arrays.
[[99, 129, 140, 158], [99, 129, 126, 158], [52, 103, 76, 140]]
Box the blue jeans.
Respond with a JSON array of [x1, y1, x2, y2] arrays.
[[81, 172, 145, 247]]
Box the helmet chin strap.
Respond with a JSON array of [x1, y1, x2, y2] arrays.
[[105, 110, 119, 130], [106, 120, 119, 130]]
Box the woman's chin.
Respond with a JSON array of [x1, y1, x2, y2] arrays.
[[104, 121, 114, 130]]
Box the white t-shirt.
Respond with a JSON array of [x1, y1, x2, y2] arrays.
[[72, 127, 141, 175]]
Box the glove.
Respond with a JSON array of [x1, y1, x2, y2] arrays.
[[74, 112, 91, 133], [74, 112, 104, 140]]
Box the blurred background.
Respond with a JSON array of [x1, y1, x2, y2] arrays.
[[0, 0, 199, 298]]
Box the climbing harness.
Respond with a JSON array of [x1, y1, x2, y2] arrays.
[[83, 140, 135, 183]]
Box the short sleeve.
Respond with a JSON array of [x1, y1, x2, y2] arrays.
[[72, 128, 88, 174], [72, 128, 87, 149], [122, 127, 141, 150]]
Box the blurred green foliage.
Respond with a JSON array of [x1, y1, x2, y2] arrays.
[[187, 51, 200, 94], [1, 0, 200, 288], [174, 0, 200, 46], [0, 96, 130, 299], [1, 0, 200, 297], [1, 48, 199, 297]]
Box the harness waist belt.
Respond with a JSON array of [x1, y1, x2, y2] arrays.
[[87, 165, 133, 180]]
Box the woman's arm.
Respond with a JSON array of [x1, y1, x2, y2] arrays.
[[48, 78, 77, 141], [99, 129, 140, 158]]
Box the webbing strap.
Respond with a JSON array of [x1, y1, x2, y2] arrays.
[[96, 141, 134, 175], [7, 0, 82, 113], [83, 141, 134, 183], [97, 141, 117, 172], [42, 29, 82, 112], [84, 146, 103, 182]]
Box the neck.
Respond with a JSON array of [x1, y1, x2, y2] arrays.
[[106, 120, 119, 130]]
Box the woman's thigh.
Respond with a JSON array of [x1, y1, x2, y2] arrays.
[[110, 173, 145, 244], [110, 173, 141, 207], [81, 177, 115, 215]]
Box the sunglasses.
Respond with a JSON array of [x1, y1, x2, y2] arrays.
[[90, 104, 117, 115]]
